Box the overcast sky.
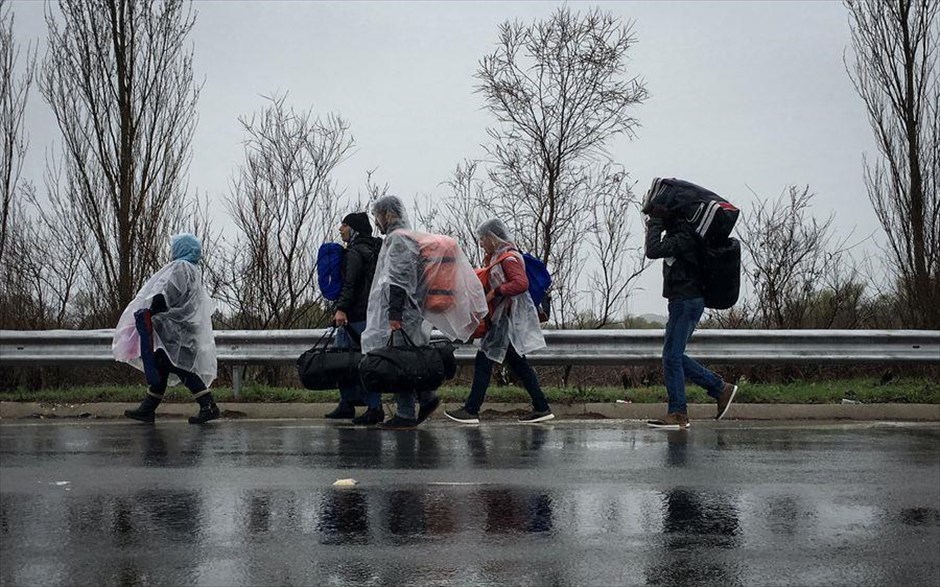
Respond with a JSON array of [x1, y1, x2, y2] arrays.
[[10, 0, 882, 317]]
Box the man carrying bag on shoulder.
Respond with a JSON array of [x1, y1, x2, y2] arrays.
[[324, 212, 384, 424]]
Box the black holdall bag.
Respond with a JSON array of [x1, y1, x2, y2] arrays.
[[296, 326, 362, 390], [642, 177, 740, 244], [358, 330, 456, 395]]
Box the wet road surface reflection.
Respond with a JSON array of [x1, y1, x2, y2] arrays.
[[1, 420, 938, 586]]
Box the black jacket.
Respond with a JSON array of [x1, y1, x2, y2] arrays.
[[645, 217, 704, 301], [336, 235, 383, 322]]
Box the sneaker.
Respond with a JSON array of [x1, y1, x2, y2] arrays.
[[324, 404, 356, 419], [352, 406, 385, 426], [188, 403, 220, 425], [716, 383, 738, 421], [378, 415, 418, 430], [417, 396, 441, 424], [444, 408, 480, 424], [647, 412, 690, 429], [518, 409, 554, 423]]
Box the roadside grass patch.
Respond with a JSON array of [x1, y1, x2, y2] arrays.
[[1, 377, 936, 404]]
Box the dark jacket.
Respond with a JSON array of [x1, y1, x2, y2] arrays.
[[645, 217, 704, 301], [336, 235, 383, 322]]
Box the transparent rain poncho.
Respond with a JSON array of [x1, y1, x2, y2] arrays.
[[476, 219, 546, 363], [112, 235, 217, 387], [361, 197, 487, 354]]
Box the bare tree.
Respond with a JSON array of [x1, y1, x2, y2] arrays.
[[0, 0, 35, 264], [739, 186, 864, 328], [416, 160, 495, 267], [845, 0, 940, 328], [436, 6, 649, 326], [578, 164, 648, 328], [38, 0, 202, 324], [210, 94, 353, 330]]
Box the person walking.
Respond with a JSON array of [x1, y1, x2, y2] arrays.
[[644, 213, 738, 429], [113, 233, 220, 424], [444, 219, 554, 424], [324, 212, 385, 425], [360, 195, 486, 430]]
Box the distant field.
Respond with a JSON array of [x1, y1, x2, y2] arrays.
[[1, 377, 936, 404]]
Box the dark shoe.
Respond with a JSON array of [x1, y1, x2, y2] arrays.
[[716, 383, 738, 420], [378, 415, 418, 430], [189, 393, 222, 424], [352, 407, 385, 425], [518, 409, 554, 423], [417, 396, 441, 424], [647, 412, 690, 429], [444, 408, 480, 424], [325, 404, 356, 419], [124, 393, 162, 423]]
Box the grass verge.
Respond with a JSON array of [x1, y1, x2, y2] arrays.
[[0, 377, 936, 404]]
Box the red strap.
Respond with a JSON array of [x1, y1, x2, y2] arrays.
[[481, 249, 519, 272]]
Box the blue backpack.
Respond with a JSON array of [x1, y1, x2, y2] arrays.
[[521, 252, 552, 307], [316, 242, 345, 301]]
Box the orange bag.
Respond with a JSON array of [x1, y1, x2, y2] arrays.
[[412, 233, 459, 313], [472, 252, 514, 338]]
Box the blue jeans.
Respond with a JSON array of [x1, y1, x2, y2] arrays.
[[663, 298, 723, 414], [334, 321, 380, 409], [464, 346, 550, 415]]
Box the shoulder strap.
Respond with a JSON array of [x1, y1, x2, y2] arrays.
[[483, 248, 519, 272]]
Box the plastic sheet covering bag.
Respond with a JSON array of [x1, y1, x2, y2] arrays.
[[112, 260, 217, 387], [361, 226, 486, 354]]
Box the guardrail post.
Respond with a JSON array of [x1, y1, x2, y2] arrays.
[[232, 365, 245, 400]]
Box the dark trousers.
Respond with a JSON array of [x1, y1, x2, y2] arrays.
[[136, 309, 206, 396], [464, 346, 549, 415], [334, 321, 380, 409]]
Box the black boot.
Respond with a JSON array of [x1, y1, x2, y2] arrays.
[[189, 392, 220, 424], [352, 406, 385, 425], [125, 393, 162, 423], [325, 403, 356, 419]]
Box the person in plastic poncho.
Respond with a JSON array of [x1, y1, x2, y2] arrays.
[[113, 234, 220, 424], [361, 195, 487, 430], [444, 218, 554, 424]]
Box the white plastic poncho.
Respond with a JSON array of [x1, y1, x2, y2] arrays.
[[361, 199, 487, 354], [112, 237, 217, 387], [477, 219, 546, 364]]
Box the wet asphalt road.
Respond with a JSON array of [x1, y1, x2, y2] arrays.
[[1, 419, 938, 587]]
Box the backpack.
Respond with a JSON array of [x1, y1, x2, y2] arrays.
[[521, 253, 552, 308], [316, 242, 345, 301], [701, 237, 741, 310], [643, 177, 740, 243]]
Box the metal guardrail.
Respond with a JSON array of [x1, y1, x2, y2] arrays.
[[2, 329, 937, 396]]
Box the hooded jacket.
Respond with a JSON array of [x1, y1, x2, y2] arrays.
[[336, 234, 383, 322]]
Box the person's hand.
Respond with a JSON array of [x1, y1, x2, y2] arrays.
[[333, 309, 348, 326], [389, 319, 403, 331], [486, 288, 498, 303]]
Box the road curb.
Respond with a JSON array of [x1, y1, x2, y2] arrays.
[[2, 401, 938, 421]]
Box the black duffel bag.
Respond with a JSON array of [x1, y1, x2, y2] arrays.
[[359, 330, 456, 395], [296, 326, 362, 390]]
